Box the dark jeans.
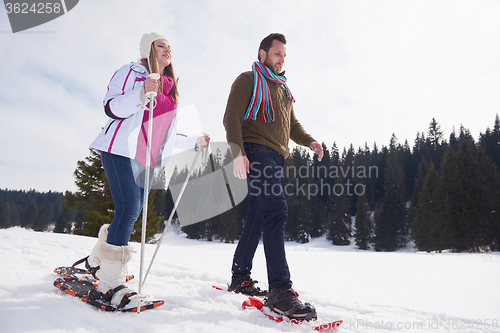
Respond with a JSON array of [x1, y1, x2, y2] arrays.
[[231, 143, 291, 290], [101, 151, 154, 246]]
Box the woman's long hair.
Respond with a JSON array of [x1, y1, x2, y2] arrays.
[[140, 43, 179, 105]]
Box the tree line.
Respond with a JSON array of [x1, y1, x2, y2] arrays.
[[181, 116, 500, 252], [2, 116, 499, 252], [0, 188, 76, 232]]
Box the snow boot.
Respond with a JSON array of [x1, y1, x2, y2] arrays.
[[67, 224, 109, 279], [86, 225, 163, 311], [228, 275, 268, 297], [264, 283, 317, 321], [84, 223, 109, 277], [71, 224, 133, 282]]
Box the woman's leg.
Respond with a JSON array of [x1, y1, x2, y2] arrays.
[[101, 152, 152, 246]]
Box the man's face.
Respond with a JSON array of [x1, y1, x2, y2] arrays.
[[260, 39, 286, 74]]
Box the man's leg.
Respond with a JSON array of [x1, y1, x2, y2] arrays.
[[233, 143, 291, 289], [243, 144, 316, 320], [229, 143, 269, 296], [231, 192, 263, 282], [247, 145, 291, 290]]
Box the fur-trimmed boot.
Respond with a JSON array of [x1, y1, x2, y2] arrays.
[[85, 224, 163, 311], [85, 223, 110, 276]]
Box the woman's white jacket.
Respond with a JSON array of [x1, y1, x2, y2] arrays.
[[90, 62, 197, 168]]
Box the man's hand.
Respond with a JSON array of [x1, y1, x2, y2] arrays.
[[310, 141, 324, 161], [233, 155, 250, 179]]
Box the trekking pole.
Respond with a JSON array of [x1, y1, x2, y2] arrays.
[[141, 146, 204, 286], [137, 72, 161, 313]]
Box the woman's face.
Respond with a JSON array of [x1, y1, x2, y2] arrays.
[[153, 39, 171, 70]]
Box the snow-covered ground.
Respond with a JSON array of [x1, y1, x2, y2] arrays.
[[0, 227, 498, 333]]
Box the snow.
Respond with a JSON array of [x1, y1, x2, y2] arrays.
[[0, 227, 499, 333]]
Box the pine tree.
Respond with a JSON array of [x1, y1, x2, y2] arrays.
[[354, 193, 371, 250], [0, 203, 11, 229], [473, 147, 500, 250], [213, 149, 245, 243], [21, 202, 37, 228], [400, 139, 415, 198], [286, 194, 300, 242], [54, 207, 71, 234], [307, 142, 329, 238], [33, 206, 49, 232], [311, 142, 331, 207], [439, 148, 460, 250], [308, 195, 324, 239], [360, 143, 377, 211], [479, 114, 500, 171], [182, 220, 203, 239], [409, 157, 428, 222], [152, 188, 170, 231], [449, 127, 459, 151], [212, 205, 243, 243], [458, 125, 475, 151], [10, 204, 20, 226], [66, 149, 161, 240], [372, 143, 386, 209], [296, 196, 312, 244], [65, 149, 113, 237], [428, 118, 444, 149], [327, 176, 351, 246], [283, 146, 312, 242], [440, 140, 479, 251], [375, 134, 408, 251], [411, 162, 442, 252], [455, 139, 481, 251], [130, 190, 163, 243]]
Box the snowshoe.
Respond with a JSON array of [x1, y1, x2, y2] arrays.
[[228, 276, 268, 297], [54, 266, 96, 282], [264, 283, 317, 321], [243, 297, 341, 331], [54, 276, 163, 312]]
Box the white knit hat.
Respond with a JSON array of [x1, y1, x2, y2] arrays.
[[140, 32, 168, 59]]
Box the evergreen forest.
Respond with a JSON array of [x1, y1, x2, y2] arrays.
[[1, 116, 499, 253]]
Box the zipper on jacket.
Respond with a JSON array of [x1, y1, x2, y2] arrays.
[[105, 120, 116, 135]]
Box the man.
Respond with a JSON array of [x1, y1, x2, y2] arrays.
[[223, 33, 323, 321]]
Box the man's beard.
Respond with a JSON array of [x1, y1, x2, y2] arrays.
[[264, 59, 281, 74]]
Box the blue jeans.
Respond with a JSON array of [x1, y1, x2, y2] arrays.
[[101, 151, 154, 246], [231, 143, 291, 290]]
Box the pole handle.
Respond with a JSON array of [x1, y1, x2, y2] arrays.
[[137, 72, 160, 313], [145, 73, 161, 99]]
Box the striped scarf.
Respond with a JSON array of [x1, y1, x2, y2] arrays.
[[244, 61, 295, 122]]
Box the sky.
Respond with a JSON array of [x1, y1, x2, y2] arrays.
[[1, 0, 499, 193]]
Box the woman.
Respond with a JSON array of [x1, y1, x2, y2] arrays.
[[82, 32, 209, 311]]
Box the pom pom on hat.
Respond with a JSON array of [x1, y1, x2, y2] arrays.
[[140, 32, 168, 59]]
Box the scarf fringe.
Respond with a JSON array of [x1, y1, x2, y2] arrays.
[[244, 61, 295, 122]]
